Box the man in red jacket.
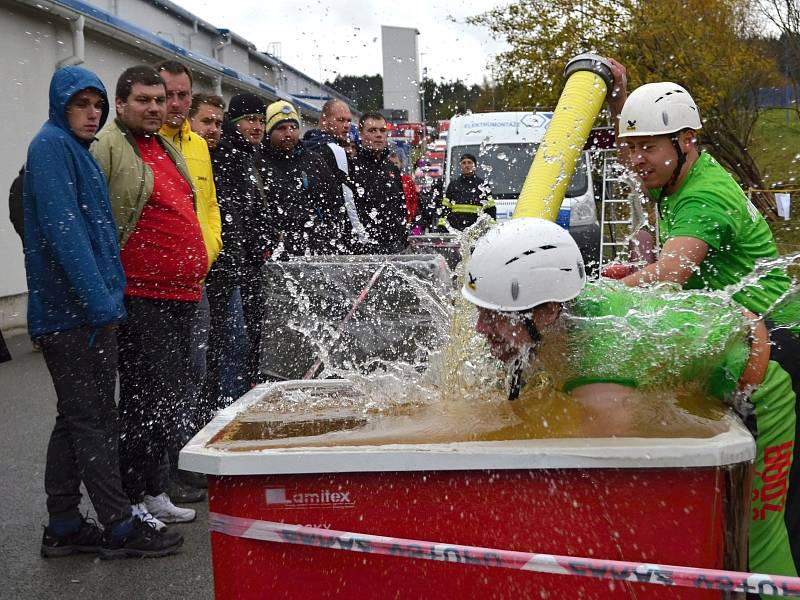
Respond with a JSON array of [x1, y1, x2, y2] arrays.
[[92, 65, 205, 531]]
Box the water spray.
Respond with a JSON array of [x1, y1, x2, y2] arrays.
[[513, 53, 614, 221]]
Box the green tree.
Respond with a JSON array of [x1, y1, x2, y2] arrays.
[[422, 78, 484, 121], [325, 74, 383, 112], [471, 0, 783, 216], [760, 0, 800, 116]]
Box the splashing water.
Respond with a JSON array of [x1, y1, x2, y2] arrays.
[[214, 229, 799, 449]]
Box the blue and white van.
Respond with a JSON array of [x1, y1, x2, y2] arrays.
[[445, 111, 600, 266]]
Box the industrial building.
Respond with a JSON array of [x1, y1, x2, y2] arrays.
[[381, 25, 422, 122]]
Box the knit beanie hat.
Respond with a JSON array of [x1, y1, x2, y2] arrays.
[[266, 100, 300, 135], [227, 93, 267, 123]]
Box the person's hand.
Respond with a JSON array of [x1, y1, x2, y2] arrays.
[[605, 57, 628, 117], [600, 263, 638, 280]]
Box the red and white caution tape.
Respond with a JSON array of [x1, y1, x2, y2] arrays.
[[209, 512, 800, 596]]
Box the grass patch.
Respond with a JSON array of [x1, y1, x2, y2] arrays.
[[751, 109, 800, 262], [750, 108, 800, 188]]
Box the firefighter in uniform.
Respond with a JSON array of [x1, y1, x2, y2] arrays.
[[438, 153, 496, 231]]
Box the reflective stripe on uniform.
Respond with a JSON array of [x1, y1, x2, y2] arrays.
[[450, 203, 483, 214]]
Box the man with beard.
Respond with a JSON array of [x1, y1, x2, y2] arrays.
[[259, 100, 353, 257]]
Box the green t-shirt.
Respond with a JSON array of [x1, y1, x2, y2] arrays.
[[562, 282, 750, 398], [651, 152, 792, 319]]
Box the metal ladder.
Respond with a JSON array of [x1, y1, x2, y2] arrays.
[[597, 149, 652, 271]]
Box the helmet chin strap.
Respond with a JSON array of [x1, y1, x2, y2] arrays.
[[508, 315, 542, 401], [659, 131, 687, 202]]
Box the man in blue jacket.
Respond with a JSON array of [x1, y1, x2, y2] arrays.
[[24, 66, 182, 559]]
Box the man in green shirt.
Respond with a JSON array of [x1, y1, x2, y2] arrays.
[[463, 217, 798, 582], [604, 65, 800, 582]]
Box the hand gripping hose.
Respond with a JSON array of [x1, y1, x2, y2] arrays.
[[513, 53, 614, 222]]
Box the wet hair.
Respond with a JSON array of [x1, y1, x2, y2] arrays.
[[321, 99, 349, 119], [153, 59, 193, 87], [358, 111, 385, 129], [116, 65, 164, 101], [189, 93, 225, 118]]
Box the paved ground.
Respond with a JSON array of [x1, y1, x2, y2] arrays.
[[0, 333, 214, 600]]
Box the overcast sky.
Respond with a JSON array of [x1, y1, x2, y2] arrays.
[[176, 0, 509, 86]]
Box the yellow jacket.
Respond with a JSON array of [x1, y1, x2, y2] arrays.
[[160, 120, 222, 270]]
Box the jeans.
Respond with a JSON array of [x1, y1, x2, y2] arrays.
[[203, 268, 263, 423], [117, 296, 196, 503], [40, 326, 131, 526]]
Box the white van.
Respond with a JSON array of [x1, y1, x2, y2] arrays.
[[445, 111, 600, 265]]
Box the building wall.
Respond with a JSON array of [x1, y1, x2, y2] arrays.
[[0, 0, 353, 331], [381, 26, 421, 122]]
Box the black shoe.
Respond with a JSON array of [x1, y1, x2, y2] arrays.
[[41, 517, 103, 558], [166, 480, 206, 504], [99, 517, 184, 560], [178, 470, 208, 490]]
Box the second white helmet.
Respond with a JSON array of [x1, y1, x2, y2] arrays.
[[462, 218, 586, 312], [618, 82, 702, 138]]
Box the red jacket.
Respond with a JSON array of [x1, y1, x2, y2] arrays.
[[400, 173, 418, 223]]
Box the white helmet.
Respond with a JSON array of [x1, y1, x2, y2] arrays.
[[461, 218, 586, 312], [618, 82, 702, 138]]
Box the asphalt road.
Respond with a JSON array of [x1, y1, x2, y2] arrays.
[[0, 333, 214, 600]]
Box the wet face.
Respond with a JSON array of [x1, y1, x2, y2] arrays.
[[474, 308, 532, 363], [236, 114, 266, 145], [66, 88, 104, 141], [269, 121, 300, 152], [360, 117, 388, 152], [116, 83, 166, 135], [620, 131, 694, 190], [388, 154, 402, 170], [460, 157, 476, 176], [322, 101, 352, 142], [160, 71, 192, 128], [189, 103, 224, 150]]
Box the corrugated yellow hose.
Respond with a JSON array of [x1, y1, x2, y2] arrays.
[[513, 54, 613, 221]]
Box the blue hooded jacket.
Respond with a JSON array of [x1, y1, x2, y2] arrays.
[[23, 66, 126, 338]]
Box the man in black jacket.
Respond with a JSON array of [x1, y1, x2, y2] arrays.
[[259, 100, 353, 257], [302, 99, 366, 245], [348, 112, 408, 254], [440, 152, 496, 231], [203, 93, 270, 412]]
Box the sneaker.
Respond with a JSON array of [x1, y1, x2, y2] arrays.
[[40, 517, 103, 558], [144, 493, 196, 524], [131, 502, 167, 531], [166, 480, 206, 504], [99, 517, 183, 560]]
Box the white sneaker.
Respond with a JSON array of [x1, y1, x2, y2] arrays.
[[131, 502, 167, 531], [144, 493, 196, 524]]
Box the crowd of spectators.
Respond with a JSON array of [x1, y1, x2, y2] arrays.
[[15, 60, 418, 560]]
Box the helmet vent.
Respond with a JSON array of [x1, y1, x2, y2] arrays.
[[559, 268, 573, 272], [505, 256, 520, 265], [538, 244, 557, 250], [511, 279, 520, 300], [662, 110, 669, 126], [654, 89, 686, 103]]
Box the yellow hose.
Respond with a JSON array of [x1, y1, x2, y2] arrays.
[[513, 70, 608, 221]]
